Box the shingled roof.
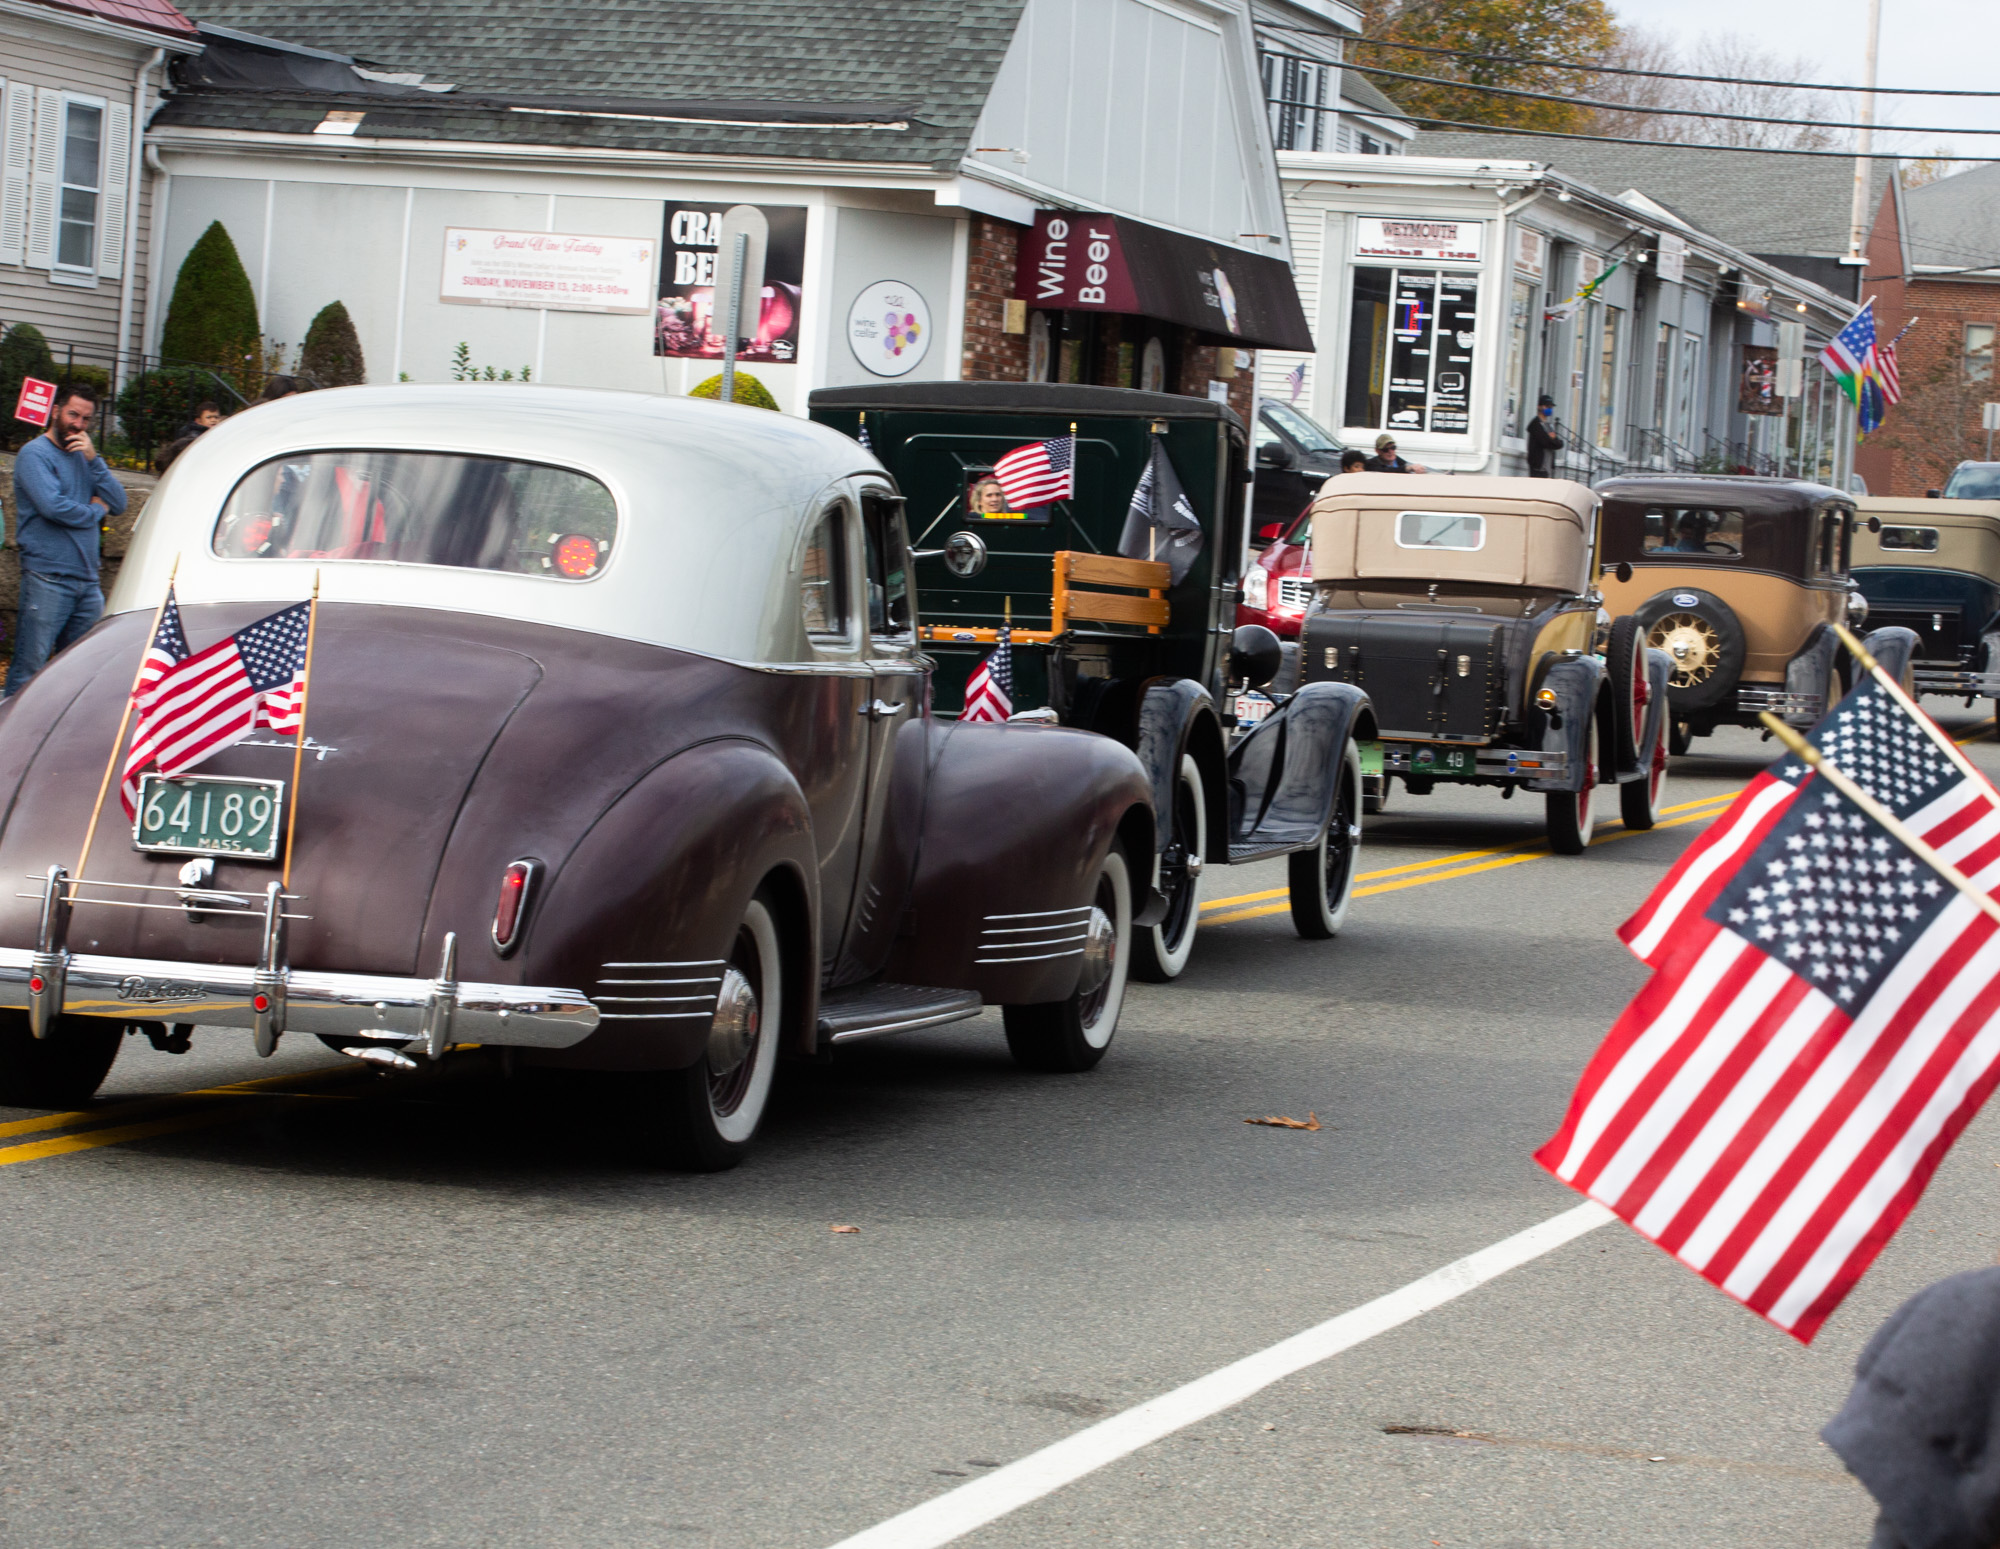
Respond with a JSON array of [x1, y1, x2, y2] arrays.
[[28, 0, 196, 37], [1902, 163, 2000, 275], [156, 0, 1028, 169], [1412, 131, 1876, 264]]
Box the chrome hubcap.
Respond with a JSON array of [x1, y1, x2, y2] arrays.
[[707, 966, 759, 1076], [1076, 906, 1116, 996]]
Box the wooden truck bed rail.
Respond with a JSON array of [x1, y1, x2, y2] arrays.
[[919, 551, 1170, 645]]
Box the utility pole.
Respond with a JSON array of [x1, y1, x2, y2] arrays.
[[1846, 0, 1884, 262]]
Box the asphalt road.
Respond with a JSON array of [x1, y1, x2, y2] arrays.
[[5, 709, 2000, 1549]]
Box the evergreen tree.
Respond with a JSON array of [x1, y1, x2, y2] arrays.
[[299, 301, 366, 387], [0, 323, 57, 449], [160, 222, 260, 384], [689, 371, 779, 410]]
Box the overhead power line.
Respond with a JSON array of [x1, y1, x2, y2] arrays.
[[1391, 112, 2000, 163], [1314, 56, 2000, 137], [1265, 29, 2000, 97]]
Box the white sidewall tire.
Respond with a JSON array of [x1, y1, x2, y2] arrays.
[[1140, 755, 1205, 981], [1321, 740, 1363, 934], [1082, 847, 1132, 1050], [711, 899, 782, 1144]]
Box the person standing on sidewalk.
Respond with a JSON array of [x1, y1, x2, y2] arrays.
[[7, 384, 125, 695]]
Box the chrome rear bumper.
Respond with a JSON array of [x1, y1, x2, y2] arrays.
[[5, 865, 598, 1056], [1913, 667, 2000, 697], [1736, 685, 1825, 723]]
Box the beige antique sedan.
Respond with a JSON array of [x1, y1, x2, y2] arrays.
[[1850, 495, 2000, 714]]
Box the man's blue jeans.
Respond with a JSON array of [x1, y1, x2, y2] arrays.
[[6, 570, 104, 696]]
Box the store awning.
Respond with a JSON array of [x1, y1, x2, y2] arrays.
[[1015, 211, 1313, 353]]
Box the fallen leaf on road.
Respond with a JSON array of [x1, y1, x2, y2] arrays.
[[1245, 1112, 1320, 1130], [831, 1224, 861, 1234]]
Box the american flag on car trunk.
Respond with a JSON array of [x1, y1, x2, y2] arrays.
[[961, 628, 1013, 723], [121, 590, 314, 816], [991, 435, 1074, 509], [1539, 678, 2000, 1341]]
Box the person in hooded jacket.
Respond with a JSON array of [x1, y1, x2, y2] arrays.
[[1822, 1264, 2000, 1549]]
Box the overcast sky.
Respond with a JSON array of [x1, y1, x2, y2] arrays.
[[1610, 0, 1998, 153]]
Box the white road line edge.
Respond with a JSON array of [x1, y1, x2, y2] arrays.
[[823, 1200, 1616, 1549]]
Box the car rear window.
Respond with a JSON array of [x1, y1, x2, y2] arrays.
[[213, 451, 618, 579], [1638, 505, 1746, 559], [1396, 511, 1484, 551], [1878, 525, 1940, 551]]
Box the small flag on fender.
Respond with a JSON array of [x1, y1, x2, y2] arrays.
[[961, 628, 1013, 723], [1538, 676, 2000, 1341]]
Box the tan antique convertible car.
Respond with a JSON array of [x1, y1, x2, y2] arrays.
[[1300, 476, 1669, 850], [0, 387, 1159, 1168]]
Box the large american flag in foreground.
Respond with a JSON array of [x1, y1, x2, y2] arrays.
[[1538, 678, 2000, 1341], [961, 628, 1013, 723], [121, 588, 313, 816]]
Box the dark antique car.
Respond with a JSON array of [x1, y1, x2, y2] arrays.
[[0, 387, 1161, 1169], [1596, 474, 1867, 752], [809, 383, 1373, 982], [1299, 476, 1671, 849], [1851, 495, 2000, 713]]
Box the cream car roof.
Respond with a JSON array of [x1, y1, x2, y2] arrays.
[[1309, 475, 1598, 593], [1854, 496, 2000, 574], [108, 385, 886, 664]]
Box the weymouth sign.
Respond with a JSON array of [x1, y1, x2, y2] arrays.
[[1354, 217, 1484, 264]]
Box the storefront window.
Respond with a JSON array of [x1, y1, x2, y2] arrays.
[[1597, 307, 1623, 449], [1344, 265, 1478, 435], [1503, 279, 1533, 438]]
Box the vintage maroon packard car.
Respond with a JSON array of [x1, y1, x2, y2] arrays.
[[0, 387, 1160, 1168]]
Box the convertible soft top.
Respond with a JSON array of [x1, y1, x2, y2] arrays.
[[1308, 475, 1597, 594]]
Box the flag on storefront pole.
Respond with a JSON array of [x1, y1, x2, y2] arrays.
[[1538, 664, 2000, 1342], [1819, 299, 1880, 407]]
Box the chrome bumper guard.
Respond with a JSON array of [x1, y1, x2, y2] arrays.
[[1913, 667, 2000, 698], [7, 866, 598, 1057], [1382, 746, 1570, 779], [1736, 686, 1824, 722]]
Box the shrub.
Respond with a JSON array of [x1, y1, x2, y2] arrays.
[[448, 341, 531, 382], [0, 322, 57, 448], [116, 366, 223, 454], [689, 371, 779, 410], [160, 221, 261, 387], [58, 363, 111, 400], [299, 302, 364, 387]]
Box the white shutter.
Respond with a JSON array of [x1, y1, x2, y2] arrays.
[[0, 81, 30, 265], [96, 100, 130, 279], [24, 87, 60, 269]]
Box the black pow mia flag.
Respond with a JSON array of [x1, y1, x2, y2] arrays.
[[1117, 438, 1204, 584]]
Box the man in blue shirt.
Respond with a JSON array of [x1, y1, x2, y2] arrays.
[[8, 384, 126, 695]]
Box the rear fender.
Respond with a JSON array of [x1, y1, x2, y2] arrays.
[[1786, 623, 1843, 720], [1527, 656, 1606, 793], [1627, 647, 1672, 781], [1859, 625, 1920, 692], [519, 739, 819, 1072], [884, 720, 1153, 1005], [1226, 681, 1369, 845]]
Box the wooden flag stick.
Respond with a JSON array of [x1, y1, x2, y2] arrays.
[[1759, 711, 2000, 929], [74, 554, 180, 895], [281, 572, 322, 891], [1834, 622, 1989, 787]]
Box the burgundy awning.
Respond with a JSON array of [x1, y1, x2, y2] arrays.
[[1015, 211, 1313, 353]]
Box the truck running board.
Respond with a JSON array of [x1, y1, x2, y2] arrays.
[[818, 982, 983, 1045]]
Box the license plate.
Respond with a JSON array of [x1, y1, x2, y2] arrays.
[[1358, 740, 1383, 777], [1233, 691, 1274, 725], [1409, 745, 1478, 778], [133, 774, 286, 860]]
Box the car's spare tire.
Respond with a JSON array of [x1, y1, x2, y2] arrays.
[[1635, 588, 1747, 714]]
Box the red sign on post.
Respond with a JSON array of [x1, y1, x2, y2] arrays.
[[14, 377, 55, 427]]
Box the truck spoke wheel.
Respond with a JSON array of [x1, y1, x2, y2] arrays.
[[1133, 756, 1205, 982], [1290, 741, 1361, 939], [0, 1012, 123, 1109], [1004, 843, 1131, 1073]]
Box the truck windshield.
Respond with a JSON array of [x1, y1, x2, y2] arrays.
[[214, 451, 618, 579]]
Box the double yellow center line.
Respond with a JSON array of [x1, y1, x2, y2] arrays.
[[1199, 786, 1742, 928]]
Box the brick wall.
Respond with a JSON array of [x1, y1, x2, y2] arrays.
[[1177, 342, 1256, 421], [961, 217, 1029, 381]]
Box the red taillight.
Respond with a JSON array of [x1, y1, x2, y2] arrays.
[[253, 993, 270, 1013], [492, 860, 536, 954], [28, 975, 44, 994]]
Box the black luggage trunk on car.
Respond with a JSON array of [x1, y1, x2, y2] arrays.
[[1304, 613, 1508, 740]]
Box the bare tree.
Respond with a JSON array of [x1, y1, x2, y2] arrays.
[[1585, 30, 1844, 150]]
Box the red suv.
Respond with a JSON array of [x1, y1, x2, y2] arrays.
[[1238, 509, 1313, 638]]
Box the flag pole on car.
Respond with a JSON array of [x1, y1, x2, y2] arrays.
[[281, 571, 322, 891], [72, 553, 180, 897]]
